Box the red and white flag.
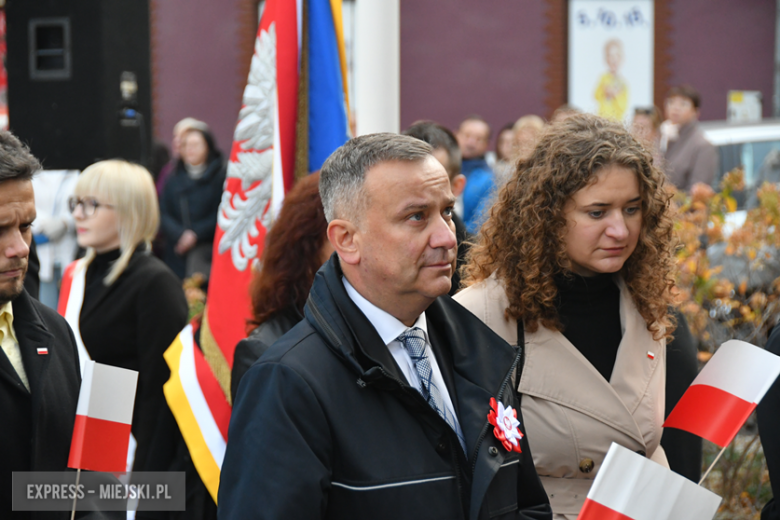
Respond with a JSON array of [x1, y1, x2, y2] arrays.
[[664, 339, 780, 447], [577, 443, 721, 520], [68, 361, 138, 473]]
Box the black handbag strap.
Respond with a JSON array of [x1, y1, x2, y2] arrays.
[[514, 319, 526, 403]]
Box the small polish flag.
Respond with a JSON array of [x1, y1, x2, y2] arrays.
[[36, 348, 48, 355], [646, 351, 655, 360], [68, 361, 138, 472], [664, 340, 780, 447], [577, 443, 721, 520]]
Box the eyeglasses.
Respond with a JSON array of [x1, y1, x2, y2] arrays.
[[68, 196, 115, 218]]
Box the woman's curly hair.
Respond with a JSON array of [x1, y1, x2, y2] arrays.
[[464, 113, 677, 340], [248, 172, 328, 331]]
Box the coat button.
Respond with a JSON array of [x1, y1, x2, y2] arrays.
[[436, 441, 448, 454], [579, 458, 594, 473], [636, 450, 647, 457], [488, 446, 499, 456]]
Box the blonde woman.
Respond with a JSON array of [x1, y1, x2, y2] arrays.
[[456, 114, 677, 519], [57, 160, 188, 474]]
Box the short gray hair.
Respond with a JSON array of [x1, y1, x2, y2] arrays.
[[319, 133, 433, 222]]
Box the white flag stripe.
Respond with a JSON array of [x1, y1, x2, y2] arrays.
[[75, 361, 138, 424], [178, 327, 227, 468], [692, 340, 780, 403], [588, 444, 721, 520], [74, 361, 95, 416]]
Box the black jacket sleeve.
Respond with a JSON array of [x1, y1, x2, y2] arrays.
[[218, 362, 332, 520], [131, 267, 188, 472], [759, 328, 780, 520], [230, 337, 270, 403], [661, 310, 702, 482]]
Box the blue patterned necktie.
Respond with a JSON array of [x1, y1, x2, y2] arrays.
[[397, 327, 467, 453]]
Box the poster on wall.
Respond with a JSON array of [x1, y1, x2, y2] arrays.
[[568, 0, 654, 124]]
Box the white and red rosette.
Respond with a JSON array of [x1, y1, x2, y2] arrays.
[[487, 397, 524, 453]]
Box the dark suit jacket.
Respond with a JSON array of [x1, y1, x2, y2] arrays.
[[0, 289, 81, 519]]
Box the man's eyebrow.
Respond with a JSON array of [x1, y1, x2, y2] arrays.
[[399, 203, 429, 213]]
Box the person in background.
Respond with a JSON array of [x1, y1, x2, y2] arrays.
[[456, 115, 496, 234], [58, 160, 188, 477], [403, 121, 469, 294], [631, 106, 664, 168], [160, 127, 226, 280], [30, 169, 79, 309], [155, 117, 209, 198], [493, 123, 516, 184], [456, 114, 677, 519], [662, 84, 718, 191], [230, 173, 331, 401], [758, 326, 780, 520], [550, 104, 580, 124], [0, 131, 84, 520], [512, 115, 546, 165]]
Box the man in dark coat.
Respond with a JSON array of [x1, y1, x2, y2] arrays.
[[219, 134, 551, 519], [0, 131, 82, 519]]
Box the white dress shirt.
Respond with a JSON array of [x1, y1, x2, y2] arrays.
[[342, 277, 461, 433]]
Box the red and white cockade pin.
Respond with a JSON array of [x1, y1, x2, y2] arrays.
[[647, 351, 655, 360], [487, 397, 523, 453], [37, 348, 48, 355]]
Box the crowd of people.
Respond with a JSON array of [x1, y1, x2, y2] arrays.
[[0, 82, 777, 520]]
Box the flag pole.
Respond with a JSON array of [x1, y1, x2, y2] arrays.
[[699, 445, 727, 485], [70, 468, 81, 520]]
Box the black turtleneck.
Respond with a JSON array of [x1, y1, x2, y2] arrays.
[[556, 273, 622, 381]]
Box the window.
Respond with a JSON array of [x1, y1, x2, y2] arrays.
[[29, 17, 71, 80]]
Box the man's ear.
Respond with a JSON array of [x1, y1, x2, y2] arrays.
[[451, 174, 467, 198], [327, 219, 360, 265]]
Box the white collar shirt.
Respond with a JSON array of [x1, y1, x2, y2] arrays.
[[342, 277, 461, 432]]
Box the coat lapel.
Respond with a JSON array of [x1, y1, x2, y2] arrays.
[[426, 297, 520, 520], [14, 292, 54, 416], [0, 344, 29, 394], [610, 278, 664, 415], [518, 279, 656, 448], [14, 293, 54, 406]]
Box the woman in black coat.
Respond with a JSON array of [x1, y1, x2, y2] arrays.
[[160, 128, 226, 279], [60, 160, 189, 475], [230, 173, 331, 401]]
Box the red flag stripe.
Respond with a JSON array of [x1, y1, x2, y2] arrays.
[[578, 499, 634, 520], [193, 342, 231, 441], [68, 414, 132, 473], [57, 261, 77, 316], [663, 384, 756, 447]]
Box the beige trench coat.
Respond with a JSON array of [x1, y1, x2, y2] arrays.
[[455, 275, 668, 520]]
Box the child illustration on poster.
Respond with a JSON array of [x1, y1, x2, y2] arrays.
[[593, 39, 629, 121]]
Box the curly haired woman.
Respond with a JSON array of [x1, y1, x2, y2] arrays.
[[455, 114, 677, 520]]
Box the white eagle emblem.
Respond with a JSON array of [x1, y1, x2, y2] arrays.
[[217, 23, 277, 272]]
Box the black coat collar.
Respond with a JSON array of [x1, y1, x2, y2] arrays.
[[304, 254, 520, 455], [0, 290, 54, 403]]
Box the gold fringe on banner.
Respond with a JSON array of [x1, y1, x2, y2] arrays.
[[199, 306, 233, 405], [294, 0, 310, 181]]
